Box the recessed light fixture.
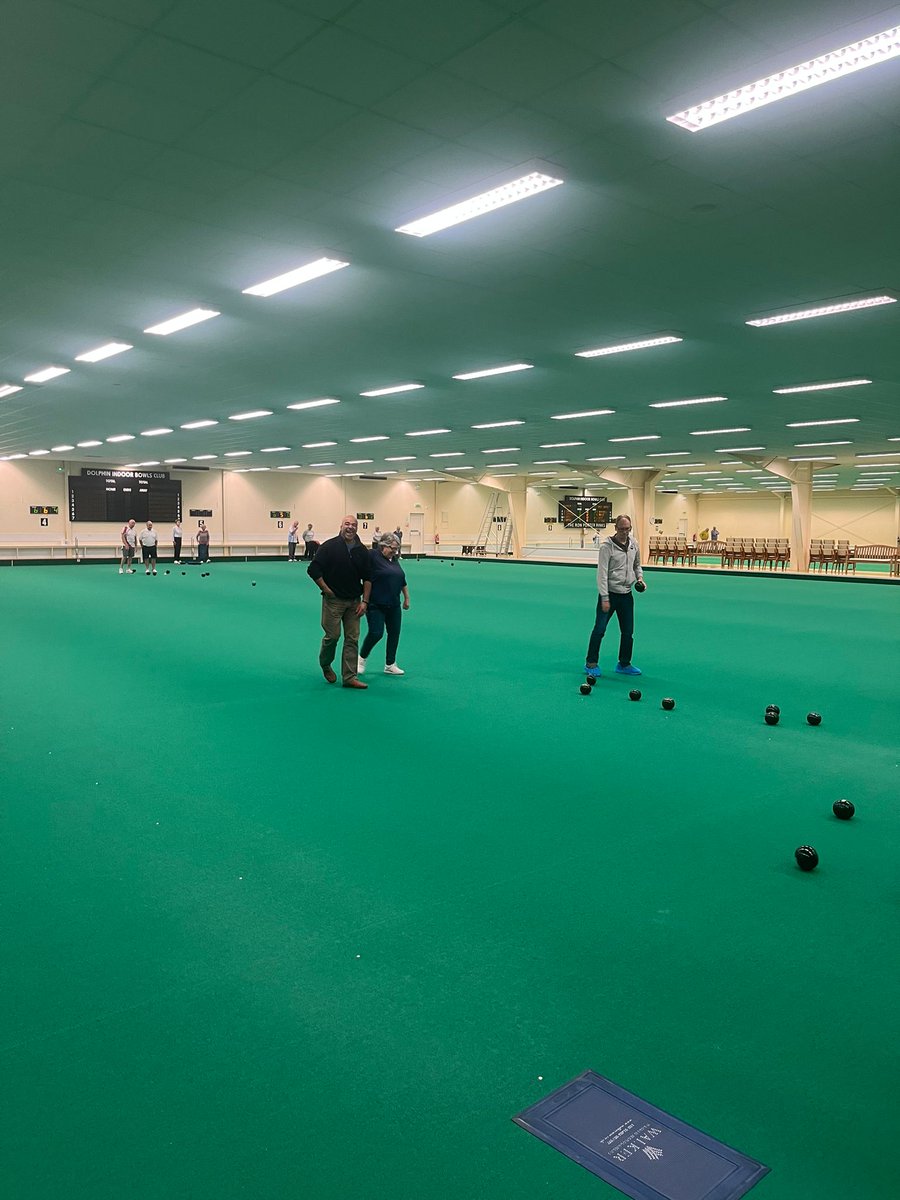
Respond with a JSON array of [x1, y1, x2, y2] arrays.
[[345, 459, 373, 465], [277, 465, 302, 470], [144, 308, 220, 335], [746, 295, 896, 327], [395, 171, 563, 237], [484, 462, 519, 468], [29, 449, 50, 456], [193, 455, 217, 460], [287, 399, 340, 411], [75, 342, 133, 363], [308, 462, 335, 467], [24, 367, 70, 383], [166, 458, 187, 464], [667, 26, 900, 132], [407, 467, 434, 472], [350, 436, 389, 443], [773, 378, 872, 394], [385, 456, 416, 462], [445, 465, 474, 470], [650, 395, 726, 408], [430, 452, 464, 458], [716, 446, 765, 452], [540, 441, 584, 448], [77, 440, 102, 448], [793, 441, 852, 447], [471, 420, 524, 429], [0, 384, 24, 398], [857, 452, 900, 459], [789, 456, 837, 462], [481, 447, 520, 454], [453, 363, 533, 380], [646, 451, 690, 457], [141, 427, 174, 437], [534, 459, 567, 464], [786, 418, 859, 428], [576, 335, 682, 358], [50, 444, 75, 452], [106, 434, 134, 443], [406, 428, 450, 437], [242, 257, 349, 297], [224, 450, 252, 457], [136, 460, 160, 467], [229, 410, 273, 421], [551, 409, 615, 420], [360, 383, 424, 397], [587, 455, 626, 462], [303, 441, 337, 448], [609, 435, 660, 443], [181, 420, 218, 430], [618, 465, 654, 472], [690, 427, 750, 436], [260, 446, 291, 452]]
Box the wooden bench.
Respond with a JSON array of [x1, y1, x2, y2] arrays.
[[846, 545, 898, 573]]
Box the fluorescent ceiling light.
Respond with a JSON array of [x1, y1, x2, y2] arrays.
[[29, 449, 50, 456], [406, 428, 450, 437], [786, 418, 859, 428], [75, 342, 133, 363], [303, 441, 337, 448], [609, 435, 660, 443], [181, 420, 218, 430], [193, 455, 217, 460], [144, 308, 220, 335], [528, 471, 556, 476], [164, 458, 186, 464], [857, 452, 899, 459], [77, 440, 102, 448], [445, 465, 474, 470], [24, 367, 70, 383], [141, 427, 173, 436], [676, 462, 706, 467], [667, 25, 900, 133], [350, 436, 389, 443], [650, 395, 726, 408], [385, 456, 416, 462], [789, 456, 837, 461], [277, 465, 302, 470], [345, 459, 373, 464], [471, 420, 524, 429], [576, 335, 682, 358], [794, 440, 852, 447], [407, 467, 434, 472], [716, 446, 765, 452], [481, 447, 520, 454], [360, 383, 424, 397], [453, 363, 533, 380], [647, 451, 689, 457], [430, 452, 464, 458], [242, 257, 349, 297], [106, 434, 134, 443], [260, 446, 291, 452], [618, 465, 654, 471], [229, 410, 273, 421], [485, 462, 519, 468], [747, 295, 896, 327], [773, 378, 871, 394], [534, 459, 567, 464], [287, 399, 340, 411], [51, 444, 75, 452], [587, 455, 625, 462], [0, 384, 24, 398], [551, 409, 615, 420], [691, 427, 750, 436], [136, 460, 160, 467], [308, 461, 335, 467], [4, 453, 27, 459], [396, 172, 563, 237], [540, 441, 584, 448], [224, 450, 252, 457]]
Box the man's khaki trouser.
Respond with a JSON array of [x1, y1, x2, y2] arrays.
[[319, 596, 360, 683]]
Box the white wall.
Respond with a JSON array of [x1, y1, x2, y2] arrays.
[[1, 461, 897, 553]]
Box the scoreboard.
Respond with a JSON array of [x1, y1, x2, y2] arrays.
[[558, 495, 613, 528], [68, 469, 182, 523]]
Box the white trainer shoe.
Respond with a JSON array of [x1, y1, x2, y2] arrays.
[[384, 664, 405, 675], [118, 568, 124, 574], [357, 656, 367, 675]]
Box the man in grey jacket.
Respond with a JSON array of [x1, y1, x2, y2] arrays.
[[584, 514, 647, 678]]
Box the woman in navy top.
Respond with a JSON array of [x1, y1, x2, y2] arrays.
[[358, 533, 410, 676]]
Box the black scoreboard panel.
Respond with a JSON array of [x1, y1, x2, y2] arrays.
[[558, 495, 614, 528], [68, 475, 182, 523]]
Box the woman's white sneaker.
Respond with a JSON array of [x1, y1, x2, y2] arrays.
[[384, 664, 404, 675], [357, 656, 367, 674]]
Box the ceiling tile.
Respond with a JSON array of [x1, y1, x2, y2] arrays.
[[4, 0, 141, 72], [72, 80, 210, 144], [338, 0, 509, 65], [373, 72, 515, 138], [274, 26, 426, 106], [109, 33, 261, 107], [156, 0, 323, 68], [528, 0, 707, 58], [442, 19, 598, 102]]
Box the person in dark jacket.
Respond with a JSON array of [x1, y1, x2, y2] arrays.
[[307, 516, 372, 689], [358, 533, 410, 677]]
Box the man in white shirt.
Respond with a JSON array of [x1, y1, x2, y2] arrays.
[[584, 515, 647, 679], [139, 520, 159, 575]]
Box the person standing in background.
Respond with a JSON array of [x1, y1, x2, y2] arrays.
[[302, 523, 318, 559], [710, 526, 719, 543], [287, 520, 300, 561], [139, 520, 159, 575], [172, 520, 183, 564], [119, 518, 137, 574], [196, 521, 210, 563]]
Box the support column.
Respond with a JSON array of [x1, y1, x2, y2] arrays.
[[587, 467, 664, 538], [507, 476, 527, 559], [743, 457, 814, 571]]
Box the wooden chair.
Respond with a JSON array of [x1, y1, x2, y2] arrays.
[[833, 541, 851, 573]]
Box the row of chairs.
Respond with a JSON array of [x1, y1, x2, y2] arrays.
[[646, 537, 697, 565], [811, 540, 900, 573], [718, 538, 790, 569]]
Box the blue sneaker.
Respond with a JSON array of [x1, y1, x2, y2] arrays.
[[584, 664, 602, 679], [615, 663, 642, 675]]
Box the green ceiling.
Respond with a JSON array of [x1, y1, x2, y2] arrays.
[[2, 0, 899, 494]]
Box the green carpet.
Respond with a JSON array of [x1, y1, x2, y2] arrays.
[[2, 559, 898, 1199]]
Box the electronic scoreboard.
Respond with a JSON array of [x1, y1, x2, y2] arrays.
[[557, 495, 613, 528]]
